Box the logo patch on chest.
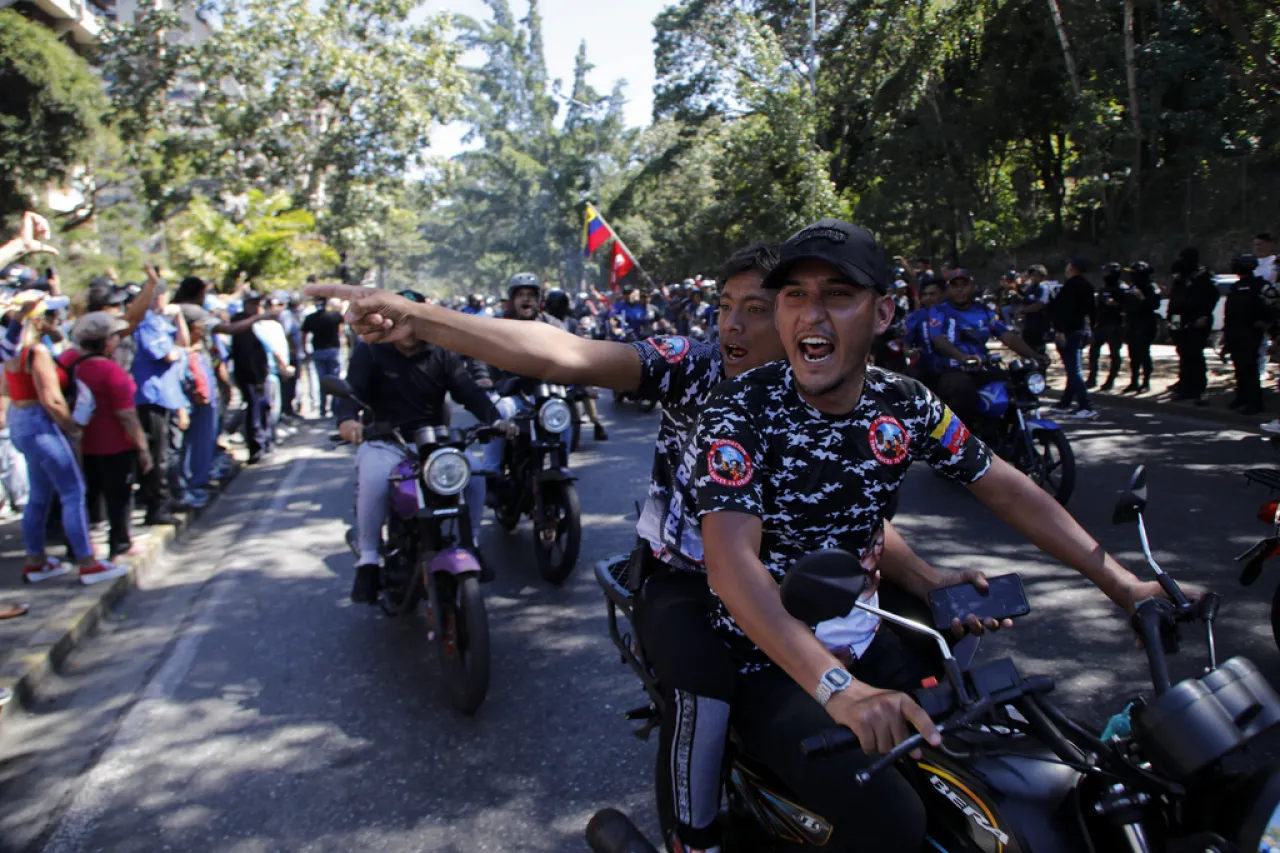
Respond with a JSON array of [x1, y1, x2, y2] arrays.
[[707, 438, 753, 487], [869, 415, 910, 465]]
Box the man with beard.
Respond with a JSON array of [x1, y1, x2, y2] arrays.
[[304, 243, 1002, 853], [694, 219, 1173, 853]]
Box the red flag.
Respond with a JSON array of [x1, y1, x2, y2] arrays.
[[609, 242, 635, 290]]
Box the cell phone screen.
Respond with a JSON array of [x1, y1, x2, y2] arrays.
[[927, 574, 1030, 630]]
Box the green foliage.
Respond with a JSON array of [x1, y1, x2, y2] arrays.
[[171, 190, 337, 290], [0, 10, 111, 217]]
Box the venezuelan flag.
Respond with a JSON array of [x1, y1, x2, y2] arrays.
[[929, 406, 970, 455], [583, 203, 613, 257]]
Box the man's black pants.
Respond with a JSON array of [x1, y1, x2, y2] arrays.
[[1227, 331, 1264, 410], [1087, 324, 1124, 386], [732, 629, 932, 853], [237, 381, 272, 458], [1173, 328, 1211, 397], [1126, 326, 1155, 385], [934, 369, 997, 426], [136, 404, 173, 516]]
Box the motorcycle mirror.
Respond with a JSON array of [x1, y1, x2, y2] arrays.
[[1112, 465, 1149, 525], [780, 550, 870, 625], [320, 376, 353, 398]]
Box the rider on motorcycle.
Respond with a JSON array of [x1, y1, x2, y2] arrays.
[[337, 315, 509, 603], [461, 294, 486, 316], [544, 287, 608, 442], [609, 285, 648, 340], [902, 276, 944, 382], [305, 244, 990, 853], [928, 268, 1042, 426], [694, 218, 1179, 853]]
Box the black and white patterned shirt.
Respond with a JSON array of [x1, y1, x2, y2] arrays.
[[694, 362, 994, 671], [629, 335, 726, 570]]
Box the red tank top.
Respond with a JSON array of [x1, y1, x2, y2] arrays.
[[5, 347, 67, 402]]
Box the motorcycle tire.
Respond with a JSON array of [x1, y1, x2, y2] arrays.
[[533, 483, 582, 585], [494, 496, 521, 532], [434, 574, 490, 716], [1031, 429, 1076, 506], [1271, 583, 1280, 654], [571, 417, 582, 453]]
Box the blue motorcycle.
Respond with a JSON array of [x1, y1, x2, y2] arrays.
[[972, 355, 1075, 505]]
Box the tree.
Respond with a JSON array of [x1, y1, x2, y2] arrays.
[[170, 190, 337, 289], [0, 10, 112, 218]]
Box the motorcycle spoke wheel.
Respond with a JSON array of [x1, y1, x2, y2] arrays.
[[1030, 430, 1076, 506], [433, 575, 491, 716], [533, 484, 582, 585]]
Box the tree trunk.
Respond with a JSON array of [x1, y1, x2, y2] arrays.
[[1046, 0, 1083, 99], [1124, 0, 1143, 232]]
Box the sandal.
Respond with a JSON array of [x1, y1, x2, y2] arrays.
[[0, 603, 29, 620]]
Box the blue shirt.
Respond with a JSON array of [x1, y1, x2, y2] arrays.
[[904, 306, 935, 357], [927, 301, 1009, 372], [612, 302, 648, 335], [133, 311, 186, 409]]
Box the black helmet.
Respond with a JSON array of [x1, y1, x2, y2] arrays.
[[544, 288, 570, 318], [1003, 269, 1019, 282], [1127, 261, 1152, 277], [1102, 262, 1123, 278], [621, 283, 636, 295], [892, 267, 907, 280], [507, 272, 539, 300], [468, 292, 483, 307], [1232, 254, 1259, 275]]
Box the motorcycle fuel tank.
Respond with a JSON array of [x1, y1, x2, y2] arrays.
[[389, 459, 422, 520], [909, 748, 1085, 853], [977, 382, 1011, 418]]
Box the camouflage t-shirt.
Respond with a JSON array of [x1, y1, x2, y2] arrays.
[[629, 335, 725, 570], [694, 362, 994, 671]]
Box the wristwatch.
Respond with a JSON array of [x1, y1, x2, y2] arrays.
[[814, 666, 853, 707]]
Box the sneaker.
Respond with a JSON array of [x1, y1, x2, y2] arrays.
[[23, 558, 70, 584], [79, 561, 129, 586], [144, 511, 181, 527], [351, 564, 379, 603], [109, 542, 147, 559], [1262, 419, 1280, 435], [1073, 409, 1100, 420], [1049, 404, 1074, 415], [593, 424, 609, 441]]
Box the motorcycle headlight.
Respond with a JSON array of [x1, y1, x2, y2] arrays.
[[423, 447, 470, 496], [538, 398, 572, 434], [1025, 373, 1047, 395]]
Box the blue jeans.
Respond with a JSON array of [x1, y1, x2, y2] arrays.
[[312, 348, 342, 417], [183, 401, 217, 493], [8, 405, 92, 560], [480, 398, 570, 473], [1056, 332, 1092, 410]]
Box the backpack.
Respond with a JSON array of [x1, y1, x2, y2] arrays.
[[24, 347, 97, 427]]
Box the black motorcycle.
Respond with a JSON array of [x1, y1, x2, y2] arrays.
[[1239, 447, 1280, 652], [489, 377, 582, 585], [589, 465, 1280, 852], [323, 377, 494, 716]]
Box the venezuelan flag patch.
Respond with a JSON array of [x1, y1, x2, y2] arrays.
[[929, 406, 971, 456]]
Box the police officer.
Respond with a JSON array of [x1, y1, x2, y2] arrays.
[[1223, 254, 1270, 415], [1087, 263, 1127, 391], [1121, 262, 1161, 393], [1167, 247, 1219, 405]]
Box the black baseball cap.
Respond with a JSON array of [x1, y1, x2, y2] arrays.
[[87, 284, 128, 311], [762, 218, 890, 294]]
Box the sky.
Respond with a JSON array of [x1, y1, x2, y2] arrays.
[[419, 0, 671, 159]]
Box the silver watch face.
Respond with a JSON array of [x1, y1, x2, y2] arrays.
[[826, 669, 852, 689]]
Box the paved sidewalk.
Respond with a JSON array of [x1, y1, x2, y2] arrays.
[[0, 417, 317, 720], [1047, 343, 1280, 429]]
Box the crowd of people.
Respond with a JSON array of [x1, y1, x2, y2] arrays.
[[885, 233, 1280, 425], [0, 211, 350, 586]]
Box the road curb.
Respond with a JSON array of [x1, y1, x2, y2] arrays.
[[0, 463, 244, 723], [1092, 388, 1273, 430]]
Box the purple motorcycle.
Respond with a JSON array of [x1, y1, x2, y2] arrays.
[[324, 377, 495, 715]]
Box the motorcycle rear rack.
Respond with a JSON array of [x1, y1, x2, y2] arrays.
[[1245, 467, 1280, 493]]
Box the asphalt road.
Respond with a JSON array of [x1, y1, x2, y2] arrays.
[[1, 397, 1278, 852]]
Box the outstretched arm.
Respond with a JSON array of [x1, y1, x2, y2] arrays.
[[305, 283, 645, 392]]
